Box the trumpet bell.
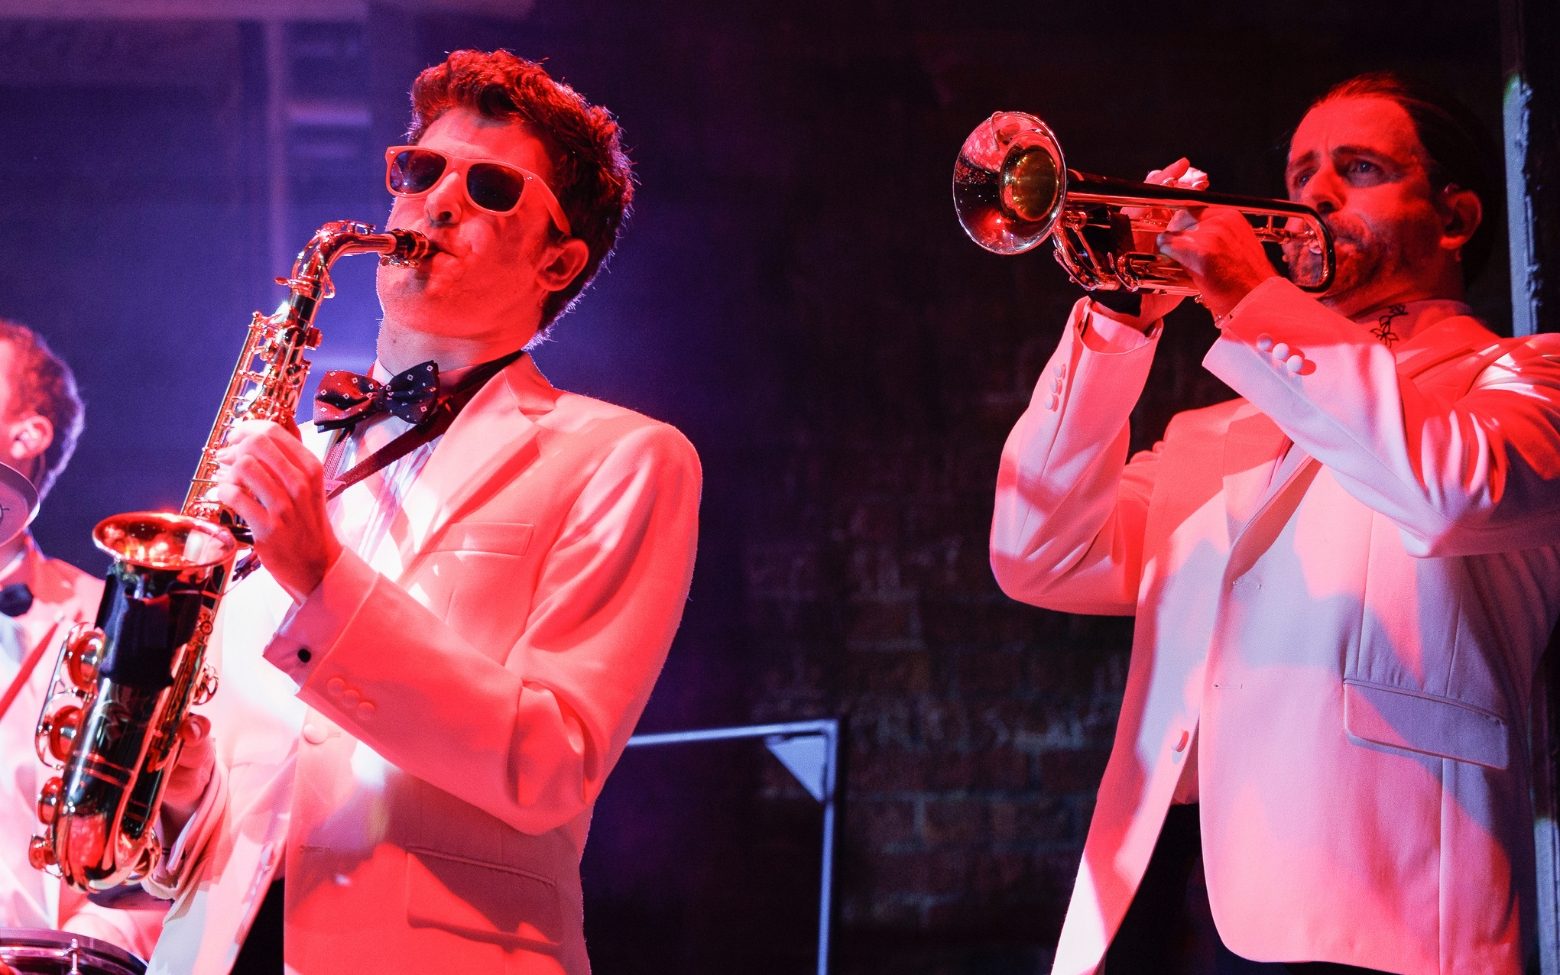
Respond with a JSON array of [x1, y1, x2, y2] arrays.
[[953, 112, 1068, 255], [951, 110, 1335, 295]]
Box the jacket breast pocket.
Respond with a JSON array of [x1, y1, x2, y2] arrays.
[[429, 521, 534, 557], [1343, 679, 1509, 770], [418, 522, 536, 656], [405, 846, 563, 951]]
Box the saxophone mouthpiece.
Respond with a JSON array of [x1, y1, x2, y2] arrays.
[[381, 229, 435, 268]]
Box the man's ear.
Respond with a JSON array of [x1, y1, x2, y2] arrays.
[[1437, 185, 1483, 255], [7, 414, 51, 467], [536, 238, 591, 293]]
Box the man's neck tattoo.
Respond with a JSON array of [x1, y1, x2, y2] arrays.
[[1372, 304, 1408, 347]]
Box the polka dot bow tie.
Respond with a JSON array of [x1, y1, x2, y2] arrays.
[[313, 360, 440, 431]]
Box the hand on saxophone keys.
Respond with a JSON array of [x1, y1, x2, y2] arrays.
[[158, 714, 216, 841], [213, 419, 344, 603]]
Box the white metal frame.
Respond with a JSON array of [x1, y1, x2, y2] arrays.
[[626, 719, 840, 975]]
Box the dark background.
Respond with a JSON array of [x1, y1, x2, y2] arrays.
[[0, 2, 1514, 972]]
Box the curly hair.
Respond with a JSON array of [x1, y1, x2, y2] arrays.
[[1311, 71, 1502, 284], [407, 50, 635, 328], [0, 319, 83, 499]]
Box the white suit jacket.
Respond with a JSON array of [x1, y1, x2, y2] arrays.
[[992, 279, 1560, 975], [147, 353, 701, 974]]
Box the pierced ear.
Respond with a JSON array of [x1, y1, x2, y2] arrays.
[[1437, 185, 1482, 253], [7, 415, 51, 465], [536, 238, 591, 293]]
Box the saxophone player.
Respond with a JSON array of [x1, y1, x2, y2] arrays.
[[142, 50, 700, 975], [0, 319, 163, 962]]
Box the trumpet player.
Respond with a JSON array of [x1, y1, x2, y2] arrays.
[[0, 320, 163, 961], [991, 73, 1560, 974], [140, 50, 701, 975]]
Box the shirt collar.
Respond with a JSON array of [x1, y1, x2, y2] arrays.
[[369, 359, 481, 388], [0, 534, 38, 589]]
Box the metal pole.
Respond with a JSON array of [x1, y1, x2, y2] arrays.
[[627, 718, 840, 974], [1500, 0, 1560, 969]]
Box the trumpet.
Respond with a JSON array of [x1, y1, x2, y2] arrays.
[[953, 111, 1335, 295]]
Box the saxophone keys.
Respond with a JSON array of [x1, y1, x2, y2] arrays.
[[35, 704, 83, 765], [191, 666, 219, 706], [132, 835, 162, 880], [61, 622, 104, 690], [27, 834, 56, 870], [35, 776, 62, 825]]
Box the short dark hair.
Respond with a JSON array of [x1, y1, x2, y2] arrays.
[[1311, 71, 1503, 283], [0, 319, 83, 499], [407, 50, 635, 328]]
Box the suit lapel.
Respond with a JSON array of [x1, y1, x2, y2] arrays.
[[1221, 404, 1294, 542], [390, 354, 556, 570]]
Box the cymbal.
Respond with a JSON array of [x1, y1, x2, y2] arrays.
[[0, 462, 39, 547]]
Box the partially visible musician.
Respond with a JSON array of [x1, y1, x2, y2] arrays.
[[0, 319, 163, 960], [991, 72, 1560, 973], [142, 50, 701, 975]]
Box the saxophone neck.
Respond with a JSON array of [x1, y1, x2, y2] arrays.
[[285, 222, 432, 303]]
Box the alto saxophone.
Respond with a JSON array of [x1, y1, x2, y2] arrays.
[[28, 221, 431, 891]]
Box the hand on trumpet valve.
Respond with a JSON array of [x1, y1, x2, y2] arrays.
[[1108, 158, 1209, 328], [1155, 198, 1279, 319]]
